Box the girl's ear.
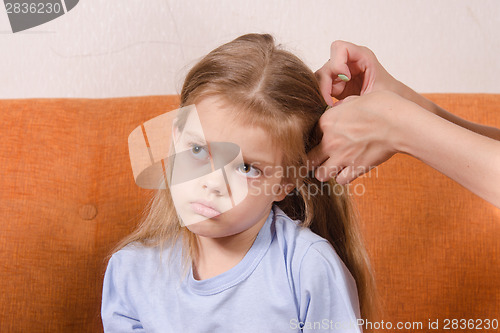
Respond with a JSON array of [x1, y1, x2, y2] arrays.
[[274, 182, 295, 202]]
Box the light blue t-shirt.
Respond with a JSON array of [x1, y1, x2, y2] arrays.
[[101, 205, 362, 332]]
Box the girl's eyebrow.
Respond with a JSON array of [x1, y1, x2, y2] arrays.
[[183, 130, 276, 166], [242, 154, 275, 167], [183, 130, 207, 144]]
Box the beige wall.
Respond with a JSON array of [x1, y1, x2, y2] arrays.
[[1, 0, 499, 98]]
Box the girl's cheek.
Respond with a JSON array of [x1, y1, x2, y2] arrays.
[[250, 179, 278, 197], [246, 179, 268, 196], [246, 178, 259, 189]]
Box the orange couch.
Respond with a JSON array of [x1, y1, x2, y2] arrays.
[[1, 94, 499, 332]]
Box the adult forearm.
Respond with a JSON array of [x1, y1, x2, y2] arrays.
[[394, 81, 500, 141], [396, 103, 500, 208]]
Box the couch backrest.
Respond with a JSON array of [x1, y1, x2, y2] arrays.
[[1, 94, 499, 332]]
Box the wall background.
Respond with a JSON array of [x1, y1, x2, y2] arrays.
[[1, 0, 499, 99]]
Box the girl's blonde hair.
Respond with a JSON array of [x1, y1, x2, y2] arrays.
[[114, 33, 377, 321]]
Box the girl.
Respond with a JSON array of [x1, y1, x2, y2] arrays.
[[102, 33, 376, 332]]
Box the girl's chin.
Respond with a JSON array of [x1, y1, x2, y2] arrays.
[[186, 222, 237, 239]]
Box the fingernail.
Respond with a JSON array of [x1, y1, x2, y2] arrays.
[[315, 170, 324, 182], [338, 74, 350, 82]]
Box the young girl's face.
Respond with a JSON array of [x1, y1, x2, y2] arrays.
[[170, 96, 288, 239]]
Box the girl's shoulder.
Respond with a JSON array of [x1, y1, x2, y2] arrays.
[[272, 206, 359, 313], [273, 205, 333, 251], [110, 243, 161, 264], [272, 205, 349, 278], [106, 242, 183, 281]]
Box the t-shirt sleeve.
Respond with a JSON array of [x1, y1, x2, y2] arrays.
[[297, 240, 362, 333], [101, 253, 144, 332]]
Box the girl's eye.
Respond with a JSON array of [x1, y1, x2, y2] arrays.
[[237, 163, 261, 178], [190, 144, 209, 160]]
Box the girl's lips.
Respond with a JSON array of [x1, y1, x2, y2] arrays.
[[190, 202, 221, 218]]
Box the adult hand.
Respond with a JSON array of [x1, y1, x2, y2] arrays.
[[312, 41, 500, 207], [312, 41, 434, 184], [315, 40, 400, 104], [308, 91, 407, 184]]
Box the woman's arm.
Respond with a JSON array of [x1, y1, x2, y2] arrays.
[[393, 81, 500, 141], [308, 91, 500, 208], [312, 41, 500, 207], [395, 94, 500, 208]]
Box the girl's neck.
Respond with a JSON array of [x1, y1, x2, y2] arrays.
[[192, 217, 266, 280]]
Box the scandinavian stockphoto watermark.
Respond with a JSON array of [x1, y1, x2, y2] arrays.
[[3, 0, 79, 33]]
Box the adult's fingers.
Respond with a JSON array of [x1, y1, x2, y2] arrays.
[[313, 156, 345, 182], [330, 41, 378, 96], [315, 64, 352, 105], [315, 66, 336, 106], [316, 40, 375, 103], [329, 40, 372, 74], [307, 140, 329, 171], [328, 40, 356, 77], [335, 165, 370, 185], [307, 110, 339, 171]]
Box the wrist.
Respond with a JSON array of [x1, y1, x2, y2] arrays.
[[387, 93, 423, 156], [394, 80, 441, 115]]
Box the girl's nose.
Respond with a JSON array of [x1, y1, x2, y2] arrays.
[[200, 171, 228, 196]]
